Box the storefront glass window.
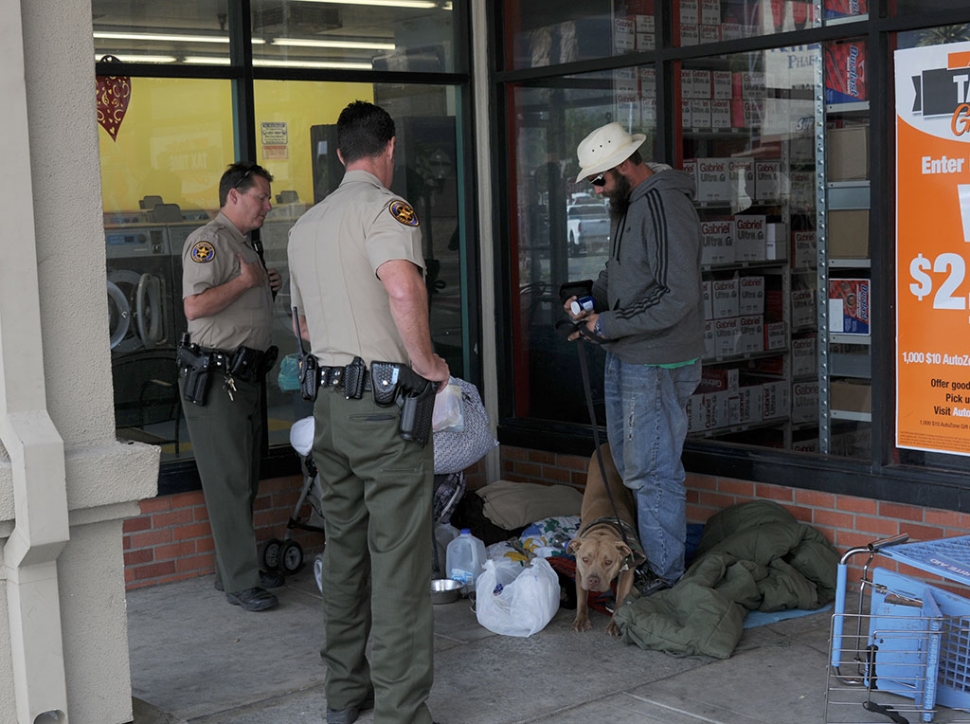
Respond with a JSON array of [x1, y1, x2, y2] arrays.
[[509, 68, 660, 423], [252, 81, 465, 452], [100, 78, 232, 463], [501, 1, 820, 70], [93, 0, 230, 65], [251, 0, 457, 72]]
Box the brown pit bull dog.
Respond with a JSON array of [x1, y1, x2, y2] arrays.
[[567, 443, 644, 635]]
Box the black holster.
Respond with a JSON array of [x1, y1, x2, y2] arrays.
[[177, 336, 212, 406], [371, 362, 434, 445], [298, 354, 319, 402]]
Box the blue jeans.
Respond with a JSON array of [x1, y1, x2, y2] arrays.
[[604, 353, 701, 585]]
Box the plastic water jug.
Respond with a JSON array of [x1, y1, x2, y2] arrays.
[[446, 529, 486, 592], [434, 523, 460, 577]]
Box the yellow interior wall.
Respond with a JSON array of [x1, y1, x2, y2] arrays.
[[98, 77, 372, 213]]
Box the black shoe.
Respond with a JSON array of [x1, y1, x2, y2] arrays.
[[215, 570, 284, 592], [325, 688, 375, 724], [634, 567, 671, 597], [226, 587, 278, 612]]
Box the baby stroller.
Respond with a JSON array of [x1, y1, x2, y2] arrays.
[[259, 417, 326, 586], [264, 399, 488, 593]]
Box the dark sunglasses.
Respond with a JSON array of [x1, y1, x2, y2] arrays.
[[233, 165, 257, 191], [588, 173, 607, 187]]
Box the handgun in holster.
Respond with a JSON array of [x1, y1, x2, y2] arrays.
[[370, 361, 435, 445], [177, 333, 212, 406]]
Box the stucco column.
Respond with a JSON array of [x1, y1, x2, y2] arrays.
[[1, 1, 159, 723]]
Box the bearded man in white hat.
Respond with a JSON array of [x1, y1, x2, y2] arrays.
[[564, 122, 705, 593]]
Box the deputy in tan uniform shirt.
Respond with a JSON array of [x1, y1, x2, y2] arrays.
[[180, 161, 283, 613], [288, 101, 448, 724]]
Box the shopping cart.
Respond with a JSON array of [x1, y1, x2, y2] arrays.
[[826, 534, 970, 723]]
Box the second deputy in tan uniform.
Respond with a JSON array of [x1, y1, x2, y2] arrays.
[[180, 162, 283, 613], [288, 101, 448, 724]]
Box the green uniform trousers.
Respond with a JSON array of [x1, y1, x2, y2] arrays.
[[180, 375, 264, 594], [313, 387, 435, 724]]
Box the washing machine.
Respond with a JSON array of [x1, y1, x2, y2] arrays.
[[106, 223, 186, 437]]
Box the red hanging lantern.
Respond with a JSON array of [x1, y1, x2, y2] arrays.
[[96, 56, 131, 142]]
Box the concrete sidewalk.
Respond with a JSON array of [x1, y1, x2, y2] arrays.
[[126, 569, 967, 724]]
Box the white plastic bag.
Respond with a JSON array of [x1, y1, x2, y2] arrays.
[[432, 379, 465, 433], [475, 558, 560, 637]]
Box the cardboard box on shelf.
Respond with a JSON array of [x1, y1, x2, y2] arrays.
[[639, 67, 656, 97], [829, 278, 870, 335], [735, 215, 766, 261], [737, 383, 763, 424], [714, 316, 741, 356], [614, 17, 636, 53], [828, 209, 869, 258], [739, 315, 764, 353], [762, 379, 791, 419], [692, 99, 712, 128], [830, 379, 871, 413], [704, 319, 716, 358], [712, 70, 732, 99], [738, 275, 765, 315], [791, 288, 816, 329], [703, 280, 713, 319], [636, 13, 655, 32], [764, 321, 786, 351], [792, 231, 817, 269], [729, 158, 754, 204], [691, 69, 712, 98], [825, 41, 866, 104], [791, 380, 819, 424], [765, 222, 788, 260], [695, 158, 730, 201], [699, 366, 739, 393], [828, 126, 869, 181], [699, 24, 720, 43], [711, 99, 731, 129], [755, 160, 782, 202], [680, 0, 699, 24], [681, 23, 699, 45], [682, 99, 692, 128], [701, 219, 735, 265], [825, 0, 868, 21], [792, 335, 817, 378], [701, 0, 720, 24], [791, 436, 819, 453], [712, 278, 740, 318]]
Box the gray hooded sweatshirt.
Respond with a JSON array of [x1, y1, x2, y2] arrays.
[[591, 167, 705, 366]]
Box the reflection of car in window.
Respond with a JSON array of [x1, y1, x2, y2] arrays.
[[566, 202, 610, 256]]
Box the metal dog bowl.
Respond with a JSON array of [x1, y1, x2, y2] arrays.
[[430, 578, 462, 604]]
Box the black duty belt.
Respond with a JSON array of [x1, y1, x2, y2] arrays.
[[201, 345, 276, 384], [318, 364, 372, 392]]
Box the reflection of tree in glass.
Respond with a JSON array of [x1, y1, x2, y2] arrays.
[[916, 25, 970, 46]]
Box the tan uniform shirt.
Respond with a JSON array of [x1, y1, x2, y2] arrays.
[[287, 170, 424, 367], [182, 211, 274, 351]]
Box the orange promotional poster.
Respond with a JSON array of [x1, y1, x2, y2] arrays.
[[896, 42, 970, 455]]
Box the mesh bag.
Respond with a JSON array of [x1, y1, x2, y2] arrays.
[[433, 377, 497, 474]]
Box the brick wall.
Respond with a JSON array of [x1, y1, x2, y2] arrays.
[[123, 446, 969, 590], [499, 445, 970, 582], [123, 459, 488, 590]]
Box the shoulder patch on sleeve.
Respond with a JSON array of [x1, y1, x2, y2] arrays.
[[388, 200, 420, 227], [190, 240, 216, 263]]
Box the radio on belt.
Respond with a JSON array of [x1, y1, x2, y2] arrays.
[[570, 295, 595, 315]]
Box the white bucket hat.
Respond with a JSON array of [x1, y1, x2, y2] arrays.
[[575, 122, 647, 183]]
